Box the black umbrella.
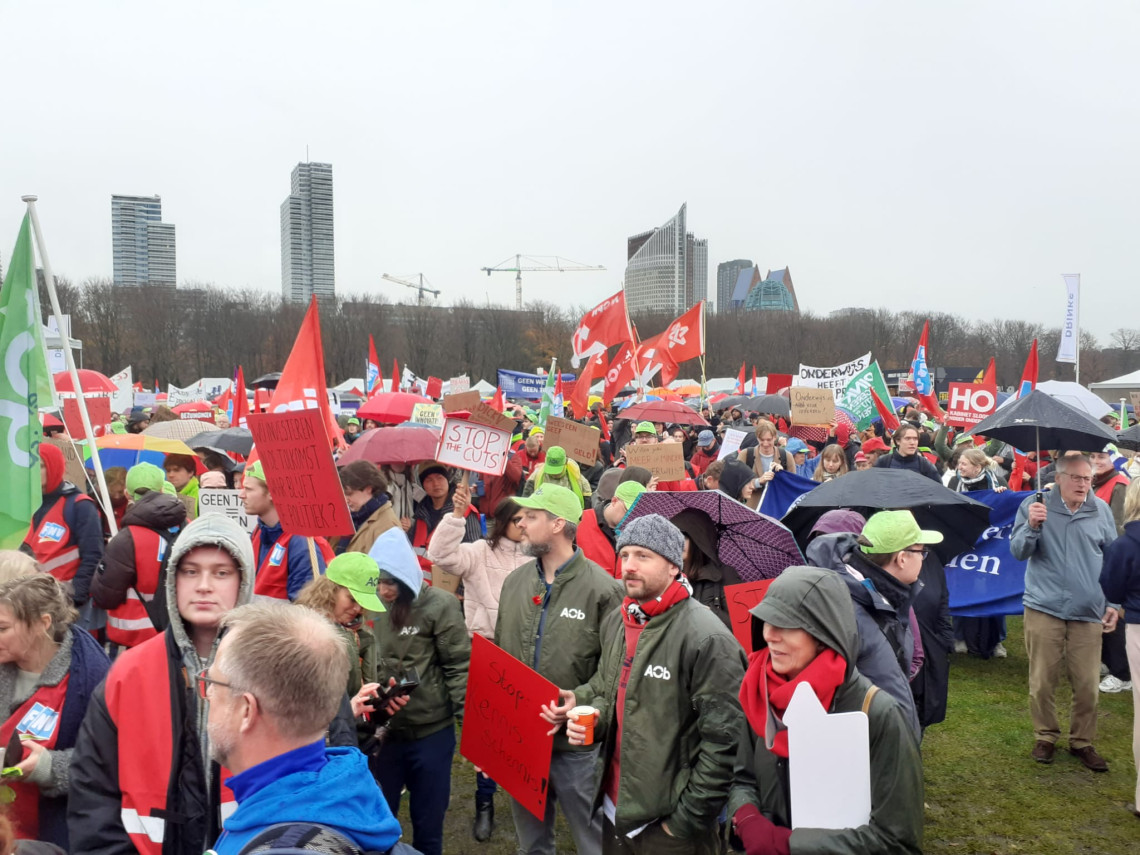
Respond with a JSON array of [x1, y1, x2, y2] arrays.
[[967, 389, 1117, 456], [1117, 424, 1140, 452], [781, 468, 991, 563], [749, 394, 790, 417], [251, 372, 282, 389], [717, 395, 752, 410], [187, 427, 254, 456]]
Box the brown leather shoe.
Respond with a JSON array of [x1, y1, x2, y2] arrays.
[[1069, 745, 1108, 772], [1032, 740, 1055, 763]]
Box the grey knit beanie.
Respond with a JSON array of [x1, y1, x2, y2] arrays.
[[616, 514, 684, 569]]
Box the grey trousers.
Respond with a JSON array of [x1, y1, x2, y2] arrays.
[[509, 748, 603, 855]]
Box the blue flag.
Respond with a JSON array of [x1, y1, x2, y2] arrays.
[[757, 470, 819, 519]]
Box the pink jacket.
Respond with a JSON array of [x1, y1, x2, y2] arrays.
[[425, 514, 529, 639]]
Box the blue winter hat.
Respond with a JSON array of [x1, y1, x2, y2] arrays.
[[367, 527, 423, 599]]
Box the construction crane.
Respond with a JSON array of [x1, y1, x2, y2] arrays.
[[381, 273, 441, 306], [481, 255, 606, 310]]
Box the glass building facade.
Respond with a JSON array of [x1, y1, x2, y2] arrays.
[[623, 203, 708, 316], [281, 162, 335, 303], [111, 195, 176, 286]]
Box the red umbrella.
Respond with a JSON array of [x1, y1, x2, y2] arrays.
[[337, 425, 440, 466], [53, 369, 117, 394], [41, 413, 64, 429], [356, 392, 433, 425], [620, 400, 710, 426]]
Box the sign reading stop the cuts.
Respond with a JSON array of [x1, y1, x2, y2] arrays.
[[436, 417, 512, 476], [946, 382, 997, 427]]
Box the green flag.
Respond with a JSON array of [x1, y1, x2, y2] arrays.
[[839, 360, 893, 430], [0, 214, 52, 548], [537, 358, 557, 429]]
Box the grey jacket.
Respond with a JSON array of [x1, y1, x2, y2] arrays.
[[1010, 488, 1117, 622]]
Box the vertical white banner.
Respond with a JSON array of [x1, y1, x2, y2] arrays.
[[1056, 274, 1080, 364]]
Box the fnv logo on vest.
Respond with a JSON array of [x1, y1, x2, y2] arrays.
[[269, 543, 287, 566], [560, 608, 585, 620], [38, 522, 66, 543], [18, 702, 61, 740], [643, 664, 671, 680]]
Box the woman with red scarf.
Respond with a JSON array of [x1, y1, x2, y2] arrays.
[[728, 566, 923, 854]]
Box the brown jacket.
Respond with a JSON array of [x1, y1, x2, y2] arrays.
[[343, 501, 401, 555]]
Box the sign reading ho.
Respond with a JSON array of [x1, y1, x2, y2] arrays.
[[945, 382, 997, 428], [197, 489, 258, 534], [436, 417, 512, 476]]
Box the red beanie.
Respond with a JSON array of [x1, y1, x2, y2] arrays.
[[40, 443, 65, 493]]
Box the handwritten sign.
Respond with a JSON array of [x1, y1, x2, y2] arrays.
[[717, 428, 747, 461], [543, 417, 599, 466], [44, 437, 89, 491], [1130, 391, 1140, 415], [623, 442, 685, 481], [724, 579, 774, 653], [443, 390, 481, 413], [436, 417, 512, 476], [245, 409, 354, 537], [460, 635, 557, 820], [197, 488, 258, 534], [448, 376, 470, 394], [411, 403, 444, 428], [789, 387, 834, 426], [467, 400, 516, 433]]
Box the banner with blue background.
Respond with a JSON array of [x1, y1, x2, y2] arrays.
[[497, 369, 575, 400]]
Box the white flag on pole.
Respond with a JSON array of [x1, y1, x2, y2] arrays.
[[1056, 274, 1080, 364]]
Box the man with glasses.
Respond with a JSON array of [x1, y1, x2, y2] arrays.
[[1012, 452, 1120, 772], [69, 515, 255, 855]]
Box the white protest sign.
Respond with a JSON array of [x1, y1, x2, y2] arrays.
[[717, 428, 747, 461], [797, 352, 872, 394], [167, 384, 205, 407], [448, 376, 470, 394], [197, 489, 259, 534], [110, 366, 133, 414], [436, 417, 511, 476], [785, 682, 871, 830], [411, 403, 444, 428], [134, 392, 157, 408]]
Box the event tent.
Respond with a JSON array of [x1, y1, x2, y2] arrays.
[[1089, 368, 1140, 403]]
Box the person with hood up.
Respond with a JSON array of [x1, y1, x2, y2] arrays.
[[336, 461, 400, 555], [577, 482, 646, 580], [728, 566, 924, 854], [671, 507, 742, 627], [689, 431, 719, 477], [68, 514, 255, 855], [717, 459, 758, 506], [358, 528, 470, 855], [22, 444, 104, 610], [91, 464, 189, 649]]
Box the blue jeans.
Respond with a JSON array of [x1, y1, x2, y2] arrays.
[[372, 725, 455, 855]]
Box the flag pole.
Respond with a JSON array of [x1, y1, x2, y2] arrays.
[[699, 300, 708, 407], [23, 196, 118, 535], [1075, 279, 1081, 385]]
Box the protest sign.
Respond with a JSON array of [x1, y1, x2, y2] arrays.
[[789, 387, 834, 426], [425, 377, 443, 399], [245, 409, 354, 537], [796, 353, 871, 393], [543, 416, 599, 465], [448, 376, 470, 394], [110, 366, 133, 414], [133, 392, 156, 408], [63, 397, 112, 440], [44, 437, 88, 490], [197, 489, 258, 534], [945, 382, 997, 428], [166, 384, 204, 407], [623, 442, 685, 480], [468, 401, 516, 432], [765, 373, 793, 394], [442, 390, 481, 413], [431, 565, 461, 595], [411, 403, 444, 428], [497, 369, 575, 400], [717, 428, 747, 461], [436, 417, 512, 476], [1130, 391, 1140, 414], [724, 579, 774, 653], [838, 361, 893, 430], [460, 635, 557, 821]]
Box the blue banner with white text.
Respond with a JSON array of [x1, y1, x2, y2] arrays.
[[497, 369, 575, 400]]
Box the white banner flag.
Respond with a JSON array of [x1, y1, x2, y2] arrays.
[[1056, 274, 1080, 364], [796, 352, 872, 394], [110, 366, 133, 414]]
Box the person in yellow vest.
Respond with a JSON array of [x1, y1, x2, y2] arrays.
[[522, 446, 592, 509]]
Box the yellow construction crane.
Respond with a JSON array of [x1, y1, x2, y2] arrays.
[[381, 273, 441, 306], [481, 255, 606, 310]]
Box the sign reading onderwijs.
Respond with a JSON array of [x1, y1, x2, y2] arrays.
[[497, 370, 575, 400], [796, 352, 872, 394]]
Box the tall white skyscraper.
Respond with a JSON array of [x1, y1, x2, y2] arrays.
[[281, 162, 335, 303], [111, 195, 176, 286], [623, 203, 708, 316]]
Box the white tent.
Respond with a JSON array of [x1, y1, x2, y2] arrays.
[[472, 379, 496, 395], [1036, 380, 1113, 418], [1088, 368, 1140, 403]]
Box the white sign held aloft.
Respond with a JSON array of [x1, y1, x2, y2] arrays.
[[436, 417, 512, 476], [717, 428, 747, 461], [796, 352, 872, 394], [196, 489, 258, 534]]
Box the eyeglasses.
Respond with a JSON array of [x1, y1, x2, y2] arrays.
[[1061, 474, 1092, 484], [903, 547, 930, 558], [196, 668, 235, 700]]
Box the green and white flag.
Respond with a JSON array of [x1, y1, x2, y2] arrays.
[[537, 358, 558, 428], [0, 214, 53, 548], [839, 360, 893, 430]]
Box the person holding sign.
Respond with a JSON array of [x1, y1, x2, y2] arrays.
[[728, 566, 924, 855]]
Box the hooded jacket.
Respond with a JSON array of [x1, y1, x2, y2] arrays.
[[718, 460, 755, 504], [24, 480, 104, 602], [1099, 519, 1140, 625], [873, 450, 941, 483], [69, 515, 255, 855], [728, 567, 924, 853], [91, 492, 188, 610], [672, 509, 741, 627]]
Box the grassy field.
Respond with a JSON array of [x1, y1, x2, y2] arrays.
[[401, 616, 1139, 854]]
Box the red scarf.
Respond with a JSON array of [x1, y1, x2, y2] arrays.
[[738, 647, 846, 758], [621, 577, 691, 627]]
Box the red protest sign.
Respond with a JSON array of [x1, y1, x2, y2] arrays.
[[245, 408, 354, 537], [425, 376, 443, 399], [461, 635, 558, 820], [725, 579, 775, 653], [945, 382, 997, 428], [436, 417, 512, 476]]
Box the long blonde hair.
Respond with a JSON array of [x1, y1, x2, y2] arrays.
[[813, 445, 849, 482]]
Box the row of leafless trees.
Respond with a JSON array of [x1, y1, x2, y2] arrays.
[[44, 277, 1140, 389]]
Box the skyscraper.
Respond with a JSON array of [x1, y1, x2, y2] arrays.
[[111, 195, 176, 286], [716, 259, 752, 313], [623, 203, 708, 316], [281, 162, 335, 303]]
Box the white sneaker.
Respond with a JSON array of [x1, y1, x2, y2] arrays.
[[953, 640, 968, 654], [1099, 675, 1132, 693], [992, 643, 1008, 659], [1100, 662, 1110, 678]]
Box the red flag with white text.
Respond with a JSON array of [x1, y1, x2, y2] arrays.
[[571, 290, 635, 367], [654, 302, 705, 367], [603, 342, 637, 405], [269, 297, 344, 450], [635, 331, 680, 387]]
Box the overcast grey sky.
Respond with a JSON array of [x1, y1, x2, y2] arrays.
[[3, 1, 1138, 341]]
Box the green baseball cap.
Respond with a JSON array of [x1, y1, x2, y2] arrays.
[[126, 463, 165, 501], [859, 510, 943, 554], [244, 460, 266, 483], [612, 481, 645, 508], [544, 446, 567, 477], [634, 421, 657, 436], [346, 417, 360, 427], [326, 553, 386, 613], [515, 484, 583, 524]]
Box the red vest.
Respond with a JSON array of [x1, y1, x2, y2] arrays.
[[2, 676, 70, 839], [104, 635, 236, 855], [1095, 473, 1130, 506], [576, 511, 621, 579], [250, 530, 334, 600], [23, 493, 94, 581], [105, 527, 168, 648]]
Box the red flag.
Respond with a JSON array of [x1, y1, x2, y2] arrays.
[[254, 388, 272, 413], [392, 359, 400, 393], [232, 366, 249, 428], [366, 336, 383, 399], [654, 302, 705, 367], [633, 330, 677, 387], [870, 388, 901, 432], [603, 342, 637, 405], [491, 387, 505, 412], [598, 408, 610, 442], [269, 296, 344, 450], [906, 320, 944, 417], [570, 352, 604, 417], [425, 377, 443, 399], [571, 290, 635, 367], [980, 357, 996, 388], [1009, 340, 1039, 490], [736, 362, 746, 394]]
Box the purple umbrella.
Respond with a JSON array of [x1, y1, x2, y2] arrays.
[[620, 490, 804, 582]]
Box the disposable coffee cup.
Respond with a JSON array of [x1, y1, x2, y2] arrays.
[[569, 705, 599, 745]]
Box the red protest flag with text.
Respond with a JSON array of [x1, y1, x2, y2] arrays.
[[654, 302, 705, 367], [570, 352, 605, 417], [232, 366, 249, 428], [603, 342, 637, 405], [366, 336, 382, 399], [269, 296, 344, 450], [635, 330, 680, 387], [870, 388, 901, 432], [571, 290, 635, 367]]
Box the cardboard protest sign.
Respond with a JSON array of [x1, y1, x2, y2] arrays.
[[467, 400, 516, 432], [442, 390, 481, 413], [460, 635, 558, 820], [717, 428, 747, 461], [63, 397, 112, 440], [197, 488, 258, 534], [623, 442, 685, 480], [543, 416, 599, 465], [1130, 391, 1140, 415], [724, 579, 774, 653], [411, 403, 444, 428], [436, 417, 512, 476], [785, 682, 871, 830], [945, 382, 997, 428], [178, 494, 198, 521], [431, 565, 461, 595], [796, 353, 871, 394], [44, 437, 89, 491], [789, 387, 834, 426], [245, 408, 354, 537]]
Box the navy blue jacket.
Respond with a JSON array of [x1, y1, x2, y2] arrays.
[[1101, 520, 1140, 624]]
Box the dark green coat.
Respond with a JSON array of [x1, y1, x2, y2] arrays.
[[574, 597, 747, 840], [374, 584, 470, 740], [495, 549, 623, 752]]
